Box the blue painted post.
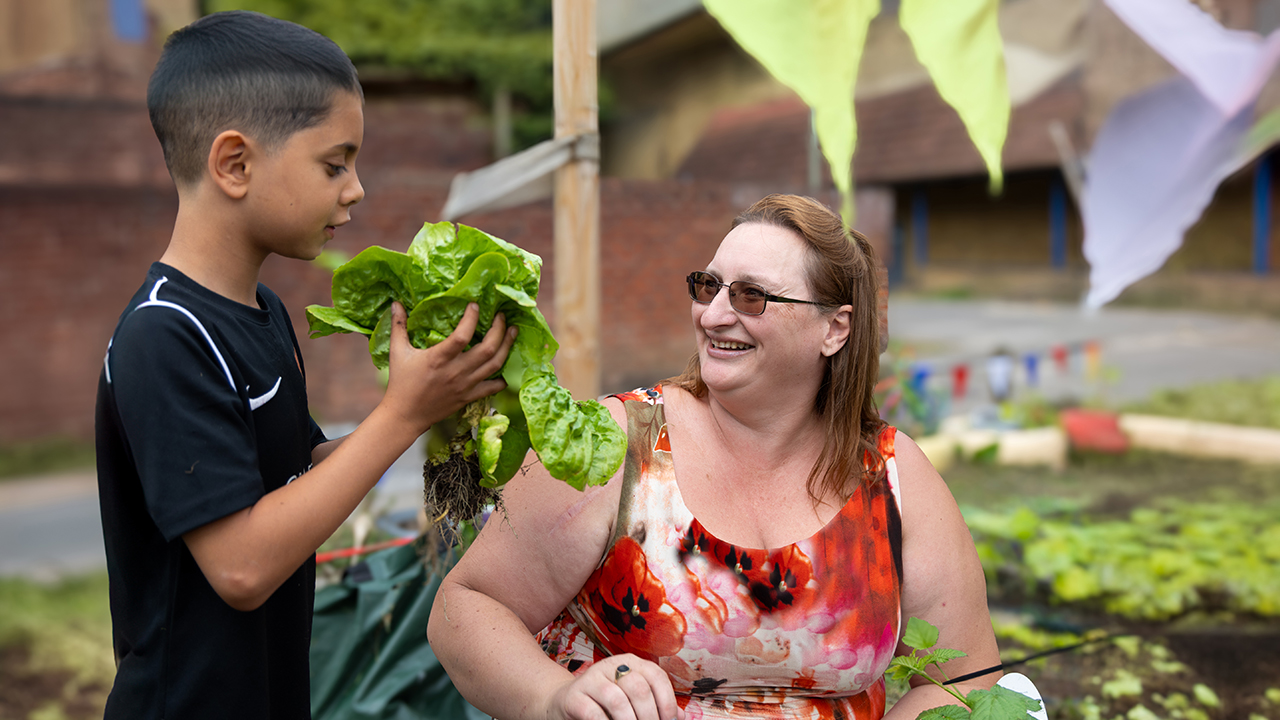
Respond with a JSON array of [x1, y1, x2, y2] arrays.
[[111, 0, 147, 42], [912, 190, 928, 266], [1255, 153, 1272, 275], [890, 222, 905, 286], [1050, 176, 1068, 269]]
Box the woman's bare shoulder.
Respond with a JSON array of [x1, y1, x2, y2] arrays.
[[890, 429, 952, 511], [890, 428, 973, 588]]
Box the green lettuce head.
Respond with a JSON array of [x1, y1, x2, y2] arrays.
[[306, 221, 624, 491]]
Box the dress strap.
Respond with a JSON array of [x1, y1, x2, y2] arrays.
[[605, 387, 669, 550]]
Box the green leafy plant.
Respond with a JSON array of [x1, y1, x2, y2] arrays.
[[208, 0, 562, 150], [965, 499, 1280, 619], [306, 222, 625, 527], [888, 617, 1041, 720]]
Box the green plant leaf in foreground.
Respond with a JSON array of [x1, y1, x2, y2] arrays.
[[918, 705, 972, 720], [904, 615, 941, 650], [925, 647, 968, 666], [306, 304, 371, 338], [887, 654, 931, 681], [306, 221, 625, 491], [968, 686, 1042, 720], [892, 617, 1043, 720], [477, 411, 531, 488]]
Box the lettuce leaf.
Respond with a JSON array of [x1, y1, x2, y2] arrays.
[[305, 221, 623, 490], [330, 245, 435, 329]]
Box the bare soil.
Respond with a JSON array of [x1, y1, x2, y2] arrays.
[[0, 643, 108, 719]]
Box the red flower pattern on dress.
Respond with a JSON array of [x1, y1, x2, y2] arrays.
[[580, 535, 686, 660], [613, 387, 664, 405], [681, 521, 816, 614], [749, 545, 815, 613]]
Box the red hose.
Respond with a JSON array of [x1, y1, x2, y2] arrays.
[[316, 536, 415, 564]]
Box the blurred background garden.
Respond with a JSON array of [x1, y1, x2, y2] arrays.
[[3, 0, 1280, 718]]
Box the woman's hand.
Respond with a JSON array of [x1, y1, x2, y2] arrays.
[[545, 655, 685, 720]]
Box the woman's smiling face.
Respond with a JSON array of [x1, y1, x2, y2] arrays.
[[693, 222, 834, 398]]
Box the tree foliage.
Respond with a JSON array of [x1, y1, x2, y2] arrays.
[[205, 0, 556, 144]]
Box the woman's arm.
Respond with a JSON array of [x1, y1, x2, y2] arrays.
[[884, 431, 1002, 719], [428, 398, 685, 720]]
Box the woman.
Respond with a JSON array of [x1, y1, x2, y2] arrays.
[[428, 194, 1000, 720]]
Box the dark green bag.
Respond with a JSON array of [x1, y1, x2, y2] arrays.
[[310, 538, 490, 720]]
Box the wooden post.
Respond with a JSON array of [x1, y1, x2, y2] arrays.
[[553, 0, 601, 399]]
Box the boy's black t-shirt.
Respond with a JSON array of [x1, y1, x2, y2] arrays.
[[95, 263, 327, 720]]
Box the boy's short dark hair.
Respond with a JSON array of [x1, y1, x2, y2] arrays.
[[148, 10, 363, 186]]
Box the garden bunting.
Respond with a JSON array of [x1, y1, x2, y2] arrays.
[[702, 0, 1009, 225], [908, 341, 1103, 404]]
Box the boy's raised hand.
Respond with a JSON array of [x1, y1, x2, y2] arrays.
[[382, 301, 516, 433]]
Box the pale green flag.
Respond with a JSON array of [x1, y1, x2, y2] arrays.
[[703, 0, 880, 224], [704, 0, 1010, 223], [900, 0, 1010, 192]]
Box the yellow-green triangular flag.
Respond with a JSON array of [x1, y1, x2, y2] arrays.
[[900, 0, 1010, 192], [703, 0, 880, 226]]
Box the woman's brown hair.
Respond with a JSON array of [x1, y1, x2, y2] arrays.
[[666, 193, 887, 503]]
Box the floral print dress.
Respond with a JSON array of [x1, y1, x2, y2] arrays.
[[537, 386, 904, 720]]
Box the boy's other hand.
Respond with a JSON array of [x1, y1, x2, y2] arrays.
[[383, 301, 516, 433]]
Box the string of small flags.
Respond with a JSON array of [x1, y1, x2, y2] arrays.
[[902, 340, 1104, 401]]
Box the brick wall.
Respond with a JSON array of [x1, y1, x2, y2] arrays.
[[0, 96, 169, 187], [0, 186, 175, 441], [0, 93, 498, 442]]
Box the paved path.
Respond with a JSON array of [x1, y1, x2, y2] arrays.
[[4, 298, 1279, 578], [0, 472, 103, 580]]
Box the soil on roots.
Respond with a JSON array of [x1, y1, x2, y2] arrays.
[[422, 449, 502, 532]]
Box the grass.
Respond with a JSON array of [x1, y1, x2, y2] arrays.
[[0, 572, 113, 680], [0, 439, 96, 481], [1122, 375, 1280, 430]]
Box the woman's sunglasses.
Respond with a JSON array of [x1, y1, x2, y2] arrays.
[[686, 271, 821, 316]]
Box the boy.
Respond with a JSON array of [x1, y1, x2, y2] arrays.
[[94, 11, 515, 719]]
